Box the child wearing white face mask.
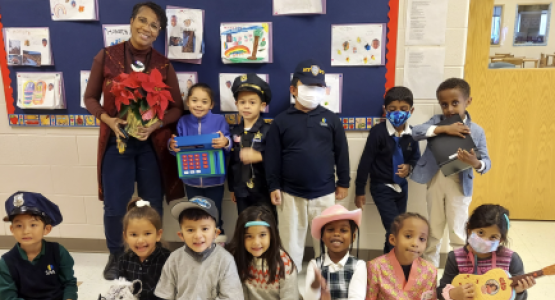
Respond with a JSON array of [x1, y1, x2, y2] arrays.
[[265, 59, 350, 272]]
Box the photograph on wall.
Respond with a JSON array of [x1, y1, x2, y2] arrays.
[[220, 22, 273, 64], [17, 72, 65, 110], [4, 28, 53, 66], [331, 23, 386, 66], [290, 73, 343, 113], [219, 73, 269, 112], [102, 25, 131, 47], [166, 7, 204, 62], [80, 70, 103, 109], [50, 0, 99, 21], [176, 72, 198, 109], [273, 0, 326, 15]]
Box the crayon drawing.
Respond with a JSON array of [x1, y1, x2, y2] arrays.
[[176, 72, 198, 109], [103, 25, 131, 47], [17, 73, 65, 109], [50, 0, 98, 21], [220, 23, 272, 64], [331, 24, 386, 66], [166, 8, 204, 60]]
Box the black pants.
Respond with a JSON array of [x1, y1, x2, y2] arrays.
[[370, 181, 408, 254], [236, 190, 277, 224], [102, 137, 164, 254]]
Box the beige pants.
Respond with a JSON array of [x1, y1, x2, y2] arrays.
[[423, 171, 472, 267], [277, 191, 336, 272]]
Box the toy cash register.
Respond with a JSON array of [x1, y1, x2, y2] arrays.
[[175, 134, 226, 179]]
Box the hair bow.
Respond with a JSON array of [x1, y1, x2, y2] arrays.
[[136, 199, 150, 207]]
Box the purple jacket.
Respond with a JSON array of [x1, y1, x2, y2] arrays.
[[173, 111, 231, 187]]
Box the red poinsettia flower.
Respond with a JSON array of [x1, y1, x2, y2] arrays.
[[141, 68, 173, 120]]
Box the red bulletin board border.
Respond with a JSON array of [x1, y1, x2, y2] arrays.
[[1, 1, 399, 128]]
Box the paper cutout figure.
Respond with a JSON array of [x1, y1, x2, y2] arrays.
[[103, 25, 131, 47], [176, 72, 198, 109], [166, 7, 204, 61], [4, 28, 53, 66], [219, 73, 269, 112], [50, 0, 98, 21], [17, 72, 65, 109], [331, 24, 386, 66], [80, 70, 103, 109], [290, 73, 343, 113], [220, 23, 273, 64]]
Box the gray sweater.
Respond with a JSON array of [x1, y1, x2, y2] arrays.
[[154, 244, 244, 300]]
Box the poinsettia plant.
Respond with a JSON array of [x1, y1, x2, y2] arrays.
[[110, 68, 173, 125]]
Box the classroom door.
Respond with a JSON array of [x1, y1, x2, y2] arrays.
[[465, 0, 555, 220]]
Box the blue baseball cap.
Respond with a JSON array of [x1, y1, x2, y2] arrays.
[[171, 197, 219, 224], [292, 59, 326, 87], [4, 192, 63, 226]]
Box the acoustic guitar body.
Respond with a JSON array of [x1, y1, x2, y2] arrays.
[[452, 269, 515, 300]]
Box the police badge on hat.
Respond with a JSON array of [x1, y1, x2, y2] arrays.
[[240, 74, 248, 82], [13, 193, 24, 207], [311, 65, 320, 76]]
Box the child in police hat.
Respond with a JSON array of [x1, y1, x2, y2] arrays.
[[265, 59, 350, 271], [155, 196, 243, 300], [0, 191, 77, 300], [228, 73, 276, 220]]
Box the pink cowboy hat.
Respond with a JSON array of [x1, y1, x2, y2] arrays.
[[311, 204, 362, 240]]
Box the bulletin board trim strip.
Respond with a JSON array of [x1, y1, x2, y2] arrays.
[[385, 0, 399, 91]]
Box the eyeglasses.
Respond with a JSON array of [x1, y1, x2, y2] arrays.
[[137, 16, 160, 32]]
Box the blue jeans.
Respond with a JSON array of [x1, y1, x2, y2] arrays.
[[370, 181, 408, 254], [185, 184, 225, 234], [102, 137, 163, 254]]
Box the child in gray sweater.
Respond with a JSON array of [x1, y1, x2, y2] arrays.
[[155, 197, 244, 300]]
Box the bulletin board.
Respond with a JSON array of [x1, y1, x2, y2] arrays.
[[0, 0, 399, 130]]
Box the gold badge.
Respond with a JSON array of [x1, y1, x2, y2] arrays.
[[240, 74, 248, 82], [254, 132, 263, 139], [311, 65, 320, 76]]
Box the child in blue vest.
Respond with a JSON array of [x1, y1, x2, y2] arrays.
[[354, 86, 421, 254], [169, 83, 232, 243], [0, 191, 78, 300]]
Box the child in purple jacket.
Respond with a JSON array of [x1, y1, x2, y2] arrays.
[[169, 83, 231, 242]]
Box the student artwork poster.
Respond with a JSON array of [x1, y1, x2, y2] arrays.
[[17, 72, 65, 110], [220, 22, 273, 64], [80, 71, 103, 109], [273, 0, 326, 15], [331, 24, 386, 66], [50, 0, 99, 21], [219, 73, 269, 112], [4, 28, 53, 66], [103, 25, 131, 47], [290, 73, 343, 113], [176, 72, 198, 109], [166, 7, 204, 61]]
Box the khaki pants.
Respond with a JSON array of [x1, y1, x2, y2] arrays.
[[277, 191, 336, 272], [423, 171, 472, 267]]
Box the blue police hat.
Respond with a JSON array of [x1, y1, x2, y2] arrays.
[[231, 73, 272, 104], [292, 59, 326, 87], [4, 192, 63, 226]]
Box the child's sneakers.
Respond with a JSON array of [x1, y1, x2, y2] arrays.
[[215, 234, 227, 247]]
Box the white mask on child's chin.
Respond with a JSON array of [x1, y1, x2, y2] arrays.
[[296, 85, 325, 109]]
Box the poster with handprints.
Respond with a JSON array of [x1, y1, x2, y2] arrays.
[[80, 71, 103, 109], [4, 28, 53, 66], [50, 0, 99, 21], [219, 73, 269, 112], [290, 73, 343, 113], [17, 72, 65, 110], [331, 24, 386, 66], [166, 7, 204, 62], [220, 23, 273, 64], [103, 25, 131, 47], [176, 72, 198, 109], [273, 0, 326, 15]]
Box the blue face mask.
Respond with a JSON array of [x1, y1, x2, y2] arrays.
[[386, 110, 411, 127]]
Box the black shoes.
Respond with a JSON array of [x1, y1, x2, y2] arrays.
[[103, 253, 120, 280]]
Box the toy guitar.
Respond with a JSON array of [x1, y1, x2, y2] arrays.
[[452, 264, 555, 300]]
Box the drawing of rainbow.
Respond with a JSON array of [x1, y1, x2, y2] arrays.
[[53, 4, 66, 18], [224, 45, 250, 57]]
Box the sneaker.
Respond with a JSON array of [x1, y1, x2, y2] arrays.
[[103, 253, 120, 280], [215, 234, 227, 247]]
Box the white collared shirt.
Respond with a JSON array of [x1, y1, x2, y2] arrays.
[[425, 117, 485, 172], [304, 252, 367, 300], [385, 119, 412, 192]]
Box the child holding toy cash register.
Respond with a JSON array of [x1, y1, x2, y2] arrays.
[[169, 83, 231, 243]]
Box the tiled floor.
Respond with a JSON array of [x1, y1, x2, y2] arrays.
[[0, 221, 553, 299]]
